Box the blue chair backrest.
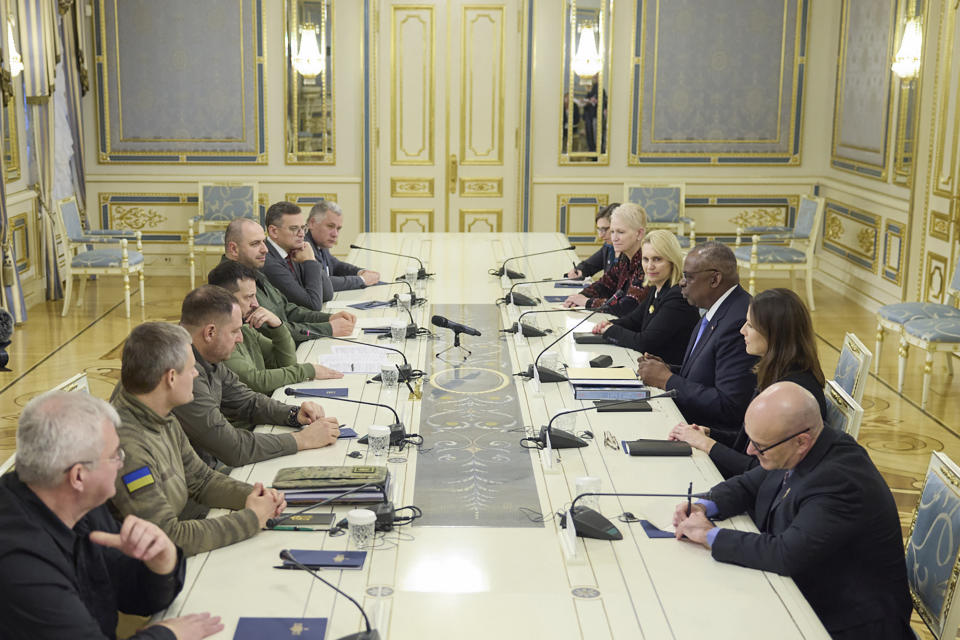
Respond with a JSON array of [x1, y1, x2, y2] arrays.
[[624, 186, 681, 224], [200, 185, 257, 222], [59, 198, 86, 242], [906, 452, 960, 639], [793, 196, 818, 239], [833, 346, 859, 398], [951, 257, 960, 295]]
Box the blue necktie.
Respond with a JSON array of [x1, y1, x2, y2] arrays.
[[691, 315, 709, 352]]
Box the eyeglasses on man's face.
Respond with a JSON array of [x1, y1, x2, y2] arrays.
[[63, 446, 126, 473], [749, 428, 810, 456]]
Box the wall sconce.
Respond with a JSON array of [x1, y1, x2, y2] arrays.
[[892, 17, 922, 80], [572, 24, 602, 80], [7, 19, 22, 78], [293, 22, 323, 79]]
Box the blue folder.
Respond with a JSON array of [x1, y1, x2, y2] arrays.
[[284, 549, 367, 569], [234, 617, 327, 639]]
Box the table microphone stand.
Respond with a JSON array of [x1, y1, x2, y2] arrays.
[[436, 330, 472, 362]]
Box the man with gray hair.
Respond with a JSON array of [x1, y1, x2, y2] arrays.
[[305, 200, 380, 291], [110, 322, 286, 556], [673, 382, 912, 638], [0, 390, 223, 639]]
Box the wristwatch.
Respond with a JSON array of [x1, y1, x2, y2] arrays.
[[286, 406, 301, 427]]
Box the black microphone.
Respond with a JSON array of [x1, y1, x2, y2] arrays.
[[431, 315, 481, 337], [529, 390, 678, 450], [299, 331, 414, 383], [266, 482, 379, 529], [350, 243, 431, 279], [283, 391, 409, 446], [490, 245, 577, 279], [278, 550, 381, 640], [500, 277, 581, 306], [519, 308, 610, 383], [502, 307, 592, 337], [564, 487, 707, 541]]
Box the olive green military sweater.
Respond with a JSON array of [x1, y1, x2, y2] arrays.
[[224, 323, 315, 395]]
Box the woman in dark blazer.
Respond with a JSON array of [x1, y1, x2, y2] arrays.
[[669, 287, 827, 478], [591, 230, 700, 365]]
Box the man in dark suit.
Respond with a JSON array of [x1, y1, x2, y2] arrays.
[[305, 201, 380, 292], [637, 242, 757, 434], [261, 201, 332, 311], [673, 382, 913, 639]]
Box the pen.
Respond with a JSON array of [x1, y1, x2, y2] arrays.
[[686, 481, 692, 517], [270, 526, 310, 531]]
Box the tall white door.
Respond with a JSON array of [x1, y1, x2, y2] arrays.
[[374, 0, 522, 233]]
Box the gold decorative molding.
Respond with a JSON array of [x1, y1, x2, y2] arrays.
[[924, 252, 948, 303], [391, 178, 434, 197], [459, 178, 502, 197], [930, 210, 950, 242], [390, 209, 434, 232], [731, 208, 784, 229], [825, 214, 844, 242], [111, 206, 164, 230], [857, 227, 877, 256], [459, 209, 501, 232], [391, 6, 435, 166], [557, 194, 609, 238], [460, 6, 505, 166]]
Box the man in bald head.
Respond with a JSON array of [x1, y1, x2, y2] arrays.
[[673, 382, 912, 639]]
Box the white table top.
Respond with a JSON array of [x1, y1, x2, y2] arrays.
[[159, 233, 828, 639]]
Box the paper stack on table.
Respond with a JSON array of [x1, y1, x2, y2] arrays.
[[317, 344, 391, 374]]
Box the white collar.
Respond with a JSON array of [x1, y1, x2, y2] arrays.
[[703, 285, 737, 321], [267, 237, 289, 260]]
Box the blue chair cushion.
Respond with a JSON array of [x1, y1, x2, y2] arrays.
[[72, 249, 144, 268], [677, 235, 691, 248], [193, 231, 225, 246], [878, 302, 960, 324], [733, 245, 806, 264], [903, 318, 960, 343]]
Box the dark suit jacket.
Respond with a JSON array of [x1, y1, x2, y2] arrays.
[[261, 240, 333, 311], [305, 234, 366, 292], [666, 285, 757, 433], [709, 369, 827, 479], [602, 283, 700, 366], [709, 427, 912, 636]]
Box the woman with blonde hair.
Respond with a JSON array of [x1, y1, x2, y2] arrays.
[[563, 203, 649, 317], [593, 230, 700, 364]]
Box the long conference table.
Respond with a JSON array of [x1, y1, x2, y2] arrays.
[[158, 233, 829, 639]]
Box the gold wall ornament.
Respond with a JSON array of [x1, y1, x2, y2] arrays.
[[459, 178, 502, 197], [857, 227, 877, 255], [825, 214, 845, 242], [730, 208, 783, 229], [111, 206, 164, 230], [930, 210, 950, 241], [391, 178, 434, 197]]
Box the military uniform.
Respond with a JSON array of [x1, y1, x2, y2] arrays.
[[171, 346, 300, 467], [219, 255, 334, 343], [110, 386, 258, 557], [224, 323, 315, 395]]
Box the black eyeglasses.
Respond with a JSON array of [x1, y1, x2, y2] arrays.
[[681, 269, 719, 281], [63, 446, 126, 473], [749, 428, 810, 456]]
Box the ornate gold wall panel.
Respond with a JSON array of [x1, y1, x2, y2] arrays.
[[682, 195, 796, 240], [285, 193, 340, 206], [390, 209, 434, 232], [98, 193, 198, 243], [459, 209, 501, 232], [882, 222, 905, 285], [924, 252, 948, 302], [930, 210, 951, 242], [821, 201, 880, 273], [557, 194, 608, 245], [9, 213, 29, 273], [391, 6, 435, 165], [933, 2, 959, 197], [459, 6, 504, 165], [391, 178, 434, 197], [459, 177, 502, 197]]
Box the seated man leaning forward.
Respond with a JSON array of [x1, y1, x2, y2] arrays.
[[0, 390, 222, 640], [261, 200, 333, 311], [673, 382, 912, 639], [223, 217, 356, 343], [171, 284, 340, 468], [305, 200, 380, 291], [209, 260, 343, 395], [110, 322, 287, 557]]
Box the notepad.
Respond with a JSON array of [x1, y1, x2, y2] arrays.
[[234, 617, 327, 639]]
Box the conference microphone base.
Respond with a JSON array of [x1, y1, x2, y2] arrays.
[[370, 363, 414, 383], [493, 266, 526, 279], [538, 426, 587, 449], [561, 505, 623, 541], [509, 292, 538, 306], [336, 631, 381, 640], [525, 364, 568, 382], [502, 322, 549, 337]]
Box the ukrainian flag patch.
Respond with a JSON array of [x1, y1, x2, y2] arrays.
[[122, 466, 155, 494]]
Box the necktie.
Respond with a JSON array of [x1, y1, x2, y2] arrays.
[[285, 255, 295, 274], [690, 316, 709, 351]]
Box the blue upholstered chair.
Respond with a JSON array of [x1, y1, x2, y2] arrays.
[[898, 316, 960, 411], [906, 452, 960, 639], [823, 380, 863, 440], [55, 196, 144, 319], [833, 332, 872, 404], [189, 183, 259, 288], [622, 184, 694, 249], [875, 258, 960, 376], [734, 195, 824, 311]]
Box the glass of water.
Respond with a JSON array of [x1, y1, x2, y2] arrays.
[[367, 424, 391, 457], [390, 319, 407, 343], [347, 508, 377, 548], [380, 364, 399, 389]]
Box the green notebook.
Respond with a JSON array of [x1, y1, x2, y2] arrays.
[[271, 465, 388, 490]]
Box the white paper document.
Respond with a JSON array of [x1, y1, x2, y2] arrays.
[[317, 344, 392, 374]]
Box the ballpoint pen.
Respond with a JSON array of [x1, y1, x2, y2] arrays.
[[686, 481, 692, 517]]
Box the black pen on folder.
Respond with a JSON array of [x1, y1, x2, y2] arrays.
[[686, 481, 692, 517]]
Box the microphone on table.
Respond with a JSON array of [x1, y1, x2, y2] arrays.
[[383, 278, 423, 307], [489, 245, 577, 279], [430, 315, 482, 337], [278, 550, 381, 640], [563, 485, 707, 542], [517, 307, 612, 382], [266, 482, 380, 529], [299, 331, 414, 383], [349, 243, 432, 279], [524, 390, 677, 450], [497, 277, 582, 306], [501, 306, 591, 338], [283, 390, 413, 447]]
